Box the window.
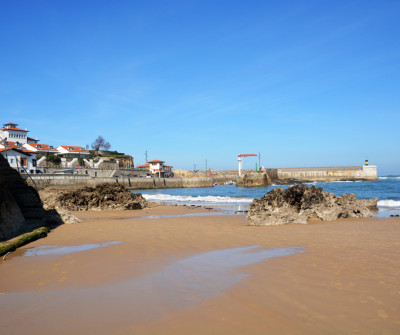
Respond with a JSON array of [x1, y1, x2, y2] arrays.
[[9, 158, 14, 164]]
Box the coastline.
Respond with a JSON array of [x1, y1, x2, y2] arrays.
[[1, 206, 399, 334]]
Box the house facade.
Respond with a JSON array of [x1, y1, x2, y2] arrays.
[[0, 122, 29, 144], [146, 160, 174, 178], [0, 122, 40, 173], [0, 147, 37, 173], [57, 145, 90, 158], [23, 143, 58, 156]]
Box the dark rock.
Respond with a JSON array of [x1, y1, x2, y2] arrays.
[[247, 185, 378, 226], [54, 183, 150, 211], [0, 155, 48, 240]]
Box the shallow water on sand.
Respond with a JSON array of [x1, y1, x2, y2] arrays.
[[23, 241, 123, 256], [129, 211, 236, 220], [0, 245, 303, 334]]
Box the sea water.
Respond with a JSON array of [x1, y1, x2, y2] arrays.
[[136, 176, 400, 217]]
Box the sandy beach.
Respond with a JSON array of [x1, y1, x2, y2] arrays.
[[1, 206, 400, 335]]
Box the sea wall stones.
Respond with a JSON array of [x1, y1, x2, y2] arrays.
[[27, 175, 214, 189], [247, 185, 378, 226]]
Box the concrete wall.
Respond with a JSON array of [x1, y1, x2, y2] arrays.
[[23, 165, 378, 190], [25, 175, 214, 190], [237, 173, 271, 187], [275, 165, 377, 182]]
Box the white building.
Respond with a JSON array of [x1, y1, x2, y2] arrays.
[[0, 122, 29, 144], [57, 145, 90, 158], [146, 160, 174, 178], [23, 142, 58, 156], [0, 145, 37, 173], [0, 122, 42, 173]]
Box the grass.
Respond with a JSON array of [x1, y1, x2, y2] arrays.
[[0, 227, 50, 257]]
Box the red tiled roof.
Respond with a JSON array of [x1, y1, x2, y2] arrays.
[[138, 164, 150, 168], [148, 160, 165, 163], [26, 143, 57, 151], [0, 141, 19, 148], [1, 126, 28, 132], [59, 145, 89, 153], [163, 165, 173, 167], [4, 122, 17, 126], [0, 147, 32, 155]]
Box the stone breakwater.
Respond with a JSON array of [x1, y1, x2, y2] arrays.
[[247, 185, 378, 226], [24, 165, 377, 190], [273, 165, 377, 182]]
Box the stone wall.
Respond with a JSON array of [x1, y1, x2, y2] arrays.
[[22, 165, 378, 191], [25, 175, 214, 190], [240, 173, 271, 187], [275, 165, 377, 182]]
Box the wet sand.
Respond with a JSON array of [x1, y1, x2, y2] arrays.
[[1, 206, 400, 334]]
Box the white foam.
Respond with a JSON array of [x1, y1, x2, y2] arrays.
[[377, 200, 400, 209], [378, 176, 400, 180], [143, 194, 254, 204]]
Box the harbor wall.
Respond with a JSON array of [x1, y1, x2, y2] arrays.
[[23, 165, 377, 190], [275, 165, 377, 182], [25, 175, 213, 190]]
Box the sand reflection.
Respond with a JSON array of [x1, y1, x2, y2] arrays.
[[23, 242, 123, 256], [0, 246, 303, 334]]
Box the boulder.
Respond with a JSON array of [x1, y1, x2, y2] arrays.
[[247, 185, 378, 226], [53, 183, 150, 211]]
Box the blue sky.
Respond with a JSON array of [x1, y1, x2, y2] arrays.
[[1, 0, 399, 175]]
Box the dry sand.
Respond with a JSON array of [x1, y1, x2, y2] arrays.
[[0, 205, 399, 334]]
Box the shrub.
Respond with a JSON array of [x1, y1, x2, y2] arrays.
[[46, 155, 61, 164]]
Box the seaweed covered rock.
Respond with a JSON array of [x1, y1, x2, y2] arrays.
[[248, 185, 378, 226], [55, 183, 150, 211]]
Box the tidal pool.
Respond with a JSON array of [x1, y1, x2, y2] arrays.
[[129, 211, 234, 220], [23, 241, 123, 256]]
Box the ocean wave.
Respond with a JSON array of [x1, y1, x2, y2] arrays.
[[378, 176, 400, 180], [377, 200, 400, 209], [143, 194, 254, 204]]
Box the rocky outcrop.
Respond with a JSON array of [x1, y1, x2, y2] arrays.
[[247, 185, 378, 226], [50, 183, 150, 211], [0, 173, 26, 239], [0, 154, 53, 240]]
